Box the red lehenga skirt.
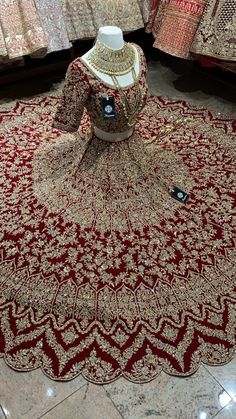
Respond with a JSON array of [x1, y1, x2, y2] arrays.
[[146, 0, 207, 59], [0, 94, 236, 383]]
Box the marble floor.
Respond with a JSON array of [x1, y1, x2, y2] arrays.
[[0, 60, 236, 419], [147, 60, 236, 116]]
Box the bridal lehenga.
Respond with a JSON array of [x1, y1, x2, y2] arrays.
[[0, 41, 236, 382]]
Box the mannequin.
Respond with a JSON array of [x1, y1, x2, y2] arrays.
[[81, 26, 141, 142], [53, 25, 148, 141]]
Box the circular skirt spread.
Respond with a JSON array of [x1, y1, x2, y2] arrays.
[[0, 95, 235, 383]]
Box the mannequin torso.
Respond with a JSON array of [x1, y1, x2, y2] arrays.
[[81, 26, 141, 141], [82, 27, 141, 88], [54, 26, 148, 138]]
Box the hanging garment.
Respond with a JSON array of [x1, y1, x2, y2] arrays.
[[191, 0, 236, 62], [62, 0, 151, 41], [146, 0, 207, 59], [137, 0, 153, 23], [34, 0, 71, 54], [146, 0, 167, 33], [0, 0, 47, 59]]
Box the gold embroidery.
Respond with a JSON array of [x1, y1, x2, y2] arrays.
[[191, 0, 236, 61], [146, 0, 207, 59], [0, 95, 235, 383], [61, 0, 151, 41], [32, 130, 191, 232], [53, 45, 149, 134], [88, 41, 136, 75]]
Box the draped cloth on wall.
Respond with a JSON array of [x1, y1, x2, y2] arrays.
[[191, 0, 236, 62], [34, 0, 71, 54], [0, 93, 235, 382], [146, 0, 207, 59], [0, 0, 48, 59], [61, 0, 152, 41]]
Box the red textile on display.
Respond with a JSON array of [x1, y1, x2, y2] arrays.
[[0, 95, 235, 383], [146, 0, 207, 59]]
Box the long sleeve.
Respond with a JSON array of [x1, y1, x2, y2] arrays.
[[53, 60, 90, 133]]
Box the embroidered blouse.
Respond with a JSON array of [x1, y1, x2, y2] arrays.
[[53, 44, 148, 133]]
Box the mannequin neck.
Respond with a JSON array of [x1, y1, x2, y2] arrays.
[[97, 26, 124, 50], [81, 25, 140, 87]]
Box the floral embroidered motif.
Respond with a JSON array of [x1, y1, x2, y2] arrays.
[[0, 95, 236, 382], [34, 0, 71, 54], [147, 0, 207, 59], [61, 0, 152, 41], [33, 132, 191, 231], [53, 44, 148, 134], [0, 0, 47, 59], [191, 0, 236, 61]]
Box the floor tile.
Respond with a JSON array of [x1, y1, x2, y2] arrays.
[[105, 366, 232, 419], [204, 357, 236, 399], [213, 401, 236, 419], [41, 383, 122, 419], [0, 359, 86, 419]]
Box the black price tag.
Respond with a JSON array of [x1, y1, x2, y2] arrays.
[[170, 186, 189, 204], [102, 96, 116, 119]]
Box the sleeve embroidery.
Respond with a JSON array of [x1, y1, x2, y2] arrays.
[[53, 60, 90, 133]]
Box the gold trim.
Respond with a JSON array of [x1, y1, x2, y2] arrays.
[[87, 40, 136, 76]]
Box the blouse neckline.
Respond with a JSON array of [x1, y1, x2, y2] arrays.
[[78, 44, 143, 90]]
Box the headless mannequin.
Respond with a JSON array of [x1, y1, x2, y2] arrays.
[[81, 26, 140, 142]]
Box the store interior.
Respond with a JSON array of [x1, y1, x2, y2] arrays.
[[0, 2, 236, 418]]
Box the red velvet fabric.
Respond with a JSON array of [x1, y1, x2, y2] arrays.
[[0, 95, 235, 383]]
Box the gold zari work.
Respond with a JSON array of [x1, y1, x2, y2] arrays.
[[111, 68, 146, 126], [88, 41, 136, 75], [0, 95, 236, 382], [191, 0, 236, 61], [53, 45, 149, 134], [61, 0, 152, 40]]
